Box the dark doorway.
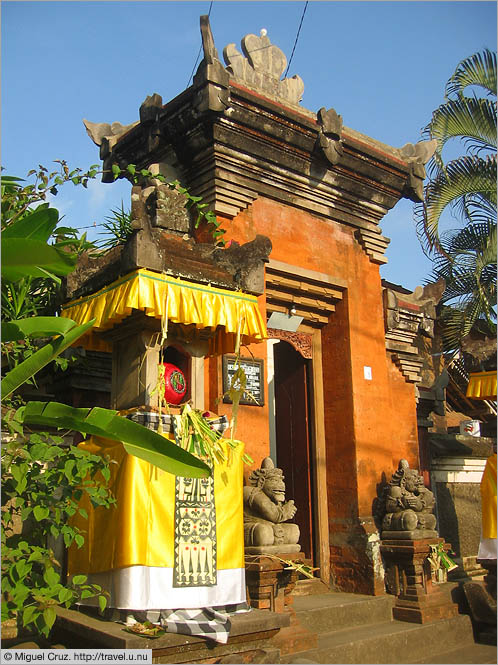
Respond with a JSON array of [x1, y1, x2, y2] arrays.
[[273, 341, 315, 561]]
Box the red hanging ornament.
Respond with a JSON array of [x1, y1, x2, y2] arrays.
[[162, 362, 187, 404]]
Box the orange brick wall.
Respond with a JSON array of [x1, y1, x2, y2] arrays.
[[216, 197, 419, 486], [209, 196, 420, 593]]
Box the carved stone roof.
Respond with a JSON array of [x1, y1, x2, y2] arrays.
[[83, 16, 436, 267]]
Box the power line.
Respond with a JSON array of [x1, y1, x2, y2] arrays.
[[187, 1, 214, 88], [284, 1, 308, 79]]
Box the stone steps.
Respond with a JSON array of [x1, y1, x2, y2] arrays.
[[285, 591, 496, 665], [292, 592, 395, 633], [413, 643, 498, 664]]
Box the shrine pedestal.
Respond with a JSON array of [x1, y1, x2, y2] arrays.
[[244, 552, 318, 656], [380, 537, 458, 624], [245, 552, 304, 612]]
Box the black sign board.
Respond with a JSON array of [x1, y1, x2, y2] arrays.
[[222, 355, 264, 406]]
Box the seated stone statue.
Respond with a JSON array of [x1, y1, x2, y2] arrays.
[[382, 459, 437, 538], [243, 457, 301, 554]]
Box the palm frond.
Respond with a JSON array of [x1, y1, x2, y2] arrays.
[[445, 49, 497, 98], [427, 96, 496, 157], [421, 155, 497, 248]]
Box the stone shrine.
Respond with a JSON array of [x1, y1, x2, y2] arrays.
[[65, 14, 440, 596]]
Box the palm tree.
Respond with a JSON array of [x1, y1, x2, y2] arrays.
[[417, 49, 496, 250], [428, 220, 496, 352], [416, 49, 497, 353]]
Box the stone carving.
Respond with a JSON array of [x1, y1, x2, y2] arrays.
[[381, 459, 437, 539], [223, 29, 304, 105], [398, 139, 438, 202], [317, 107, 344, 165], [83, 118, 138, 147], [244, 457, 300, 554], [399, 140, 438, 166], [131, 183, 191, 234]]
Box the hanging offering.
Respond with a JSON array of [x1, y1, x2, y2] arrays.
[[162, 362, 187, 404]]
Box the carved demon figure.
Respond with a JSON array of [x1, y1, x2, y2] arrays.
[[243, 457, 300, 551], [382, 459, 437, 534]]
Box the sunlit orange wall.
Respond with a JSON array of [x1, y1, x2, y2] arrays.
[[207, 196, 419, 509]]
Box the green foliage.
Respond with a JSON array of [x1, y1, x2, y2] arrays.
[[1, 162, 101, 230], [417, 49, 497, 251], [1, 431, 113, 637], [97, 201, 134, 249], [1, 163, 211, 639], [416, 49, 497, 354], [1, 319, 96, 400], [2, 168, 96, 322], [429, 221, 496, 350], [17, 402, 211, 478]]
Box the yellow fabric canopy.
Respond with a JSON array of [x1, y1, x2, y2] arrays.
[[466, 371, 497, 400], [60, 269, 267, 356]]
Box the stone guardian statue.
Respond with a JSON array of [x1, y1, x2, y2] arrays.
[[381, 459, 437, 539], [243, 457, 301, 554]]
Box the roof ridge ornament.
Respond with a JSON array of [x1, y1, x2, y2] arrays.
[[223, 29, 304, 105]]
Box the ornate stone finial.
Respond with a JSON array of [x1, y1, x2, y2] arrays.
[[398, 139, 438, 202], [200, 13, 220, 64], [317, 107, 344, 165], [244, 457, 300, 554], [192, 15, 230, 114], [223, 30, 304, 105], [83, 118, 138, 147], [380, 459, 437, 539]]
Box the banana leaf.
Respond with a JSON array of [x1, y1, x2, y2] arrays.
[[1, 319, 96, 399], [2, 205, 59, 242], [2, 317, 81, 342], [17, 402, 210, 478], [1, 238, 77, 283]]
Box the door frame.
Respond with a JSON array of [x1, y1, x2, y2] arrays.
[[267, 330, 330, 585]]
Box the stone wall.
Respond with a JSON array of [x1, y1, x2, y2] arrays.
[[430, 434, 494, 576]]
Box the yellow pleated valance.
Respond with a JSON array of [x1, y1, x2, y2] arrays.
[[60, 269, 267, 356], [466, 371, 497, 400]]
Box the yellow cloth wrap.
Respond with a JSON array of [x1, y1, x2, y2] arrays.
[[466, 371, 497, 400], [60, 269, 267, 356], [481, 453, 497, 540], [67, 435, 245, 575]]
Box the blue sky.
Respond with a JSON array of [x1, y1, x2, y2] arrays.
[[2, 1, 496, 290]]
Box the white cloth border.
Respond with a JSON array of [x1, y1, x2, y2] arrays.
[[76, 566, 246, 610]]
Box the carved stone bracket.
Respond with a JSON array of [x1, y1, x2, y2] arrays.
[[267, 329, 312, 359], [355, 228, 390, 265], [317, 107, 344, 165], [397, 140, 438, 202], [223, 29, 304, 105]]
